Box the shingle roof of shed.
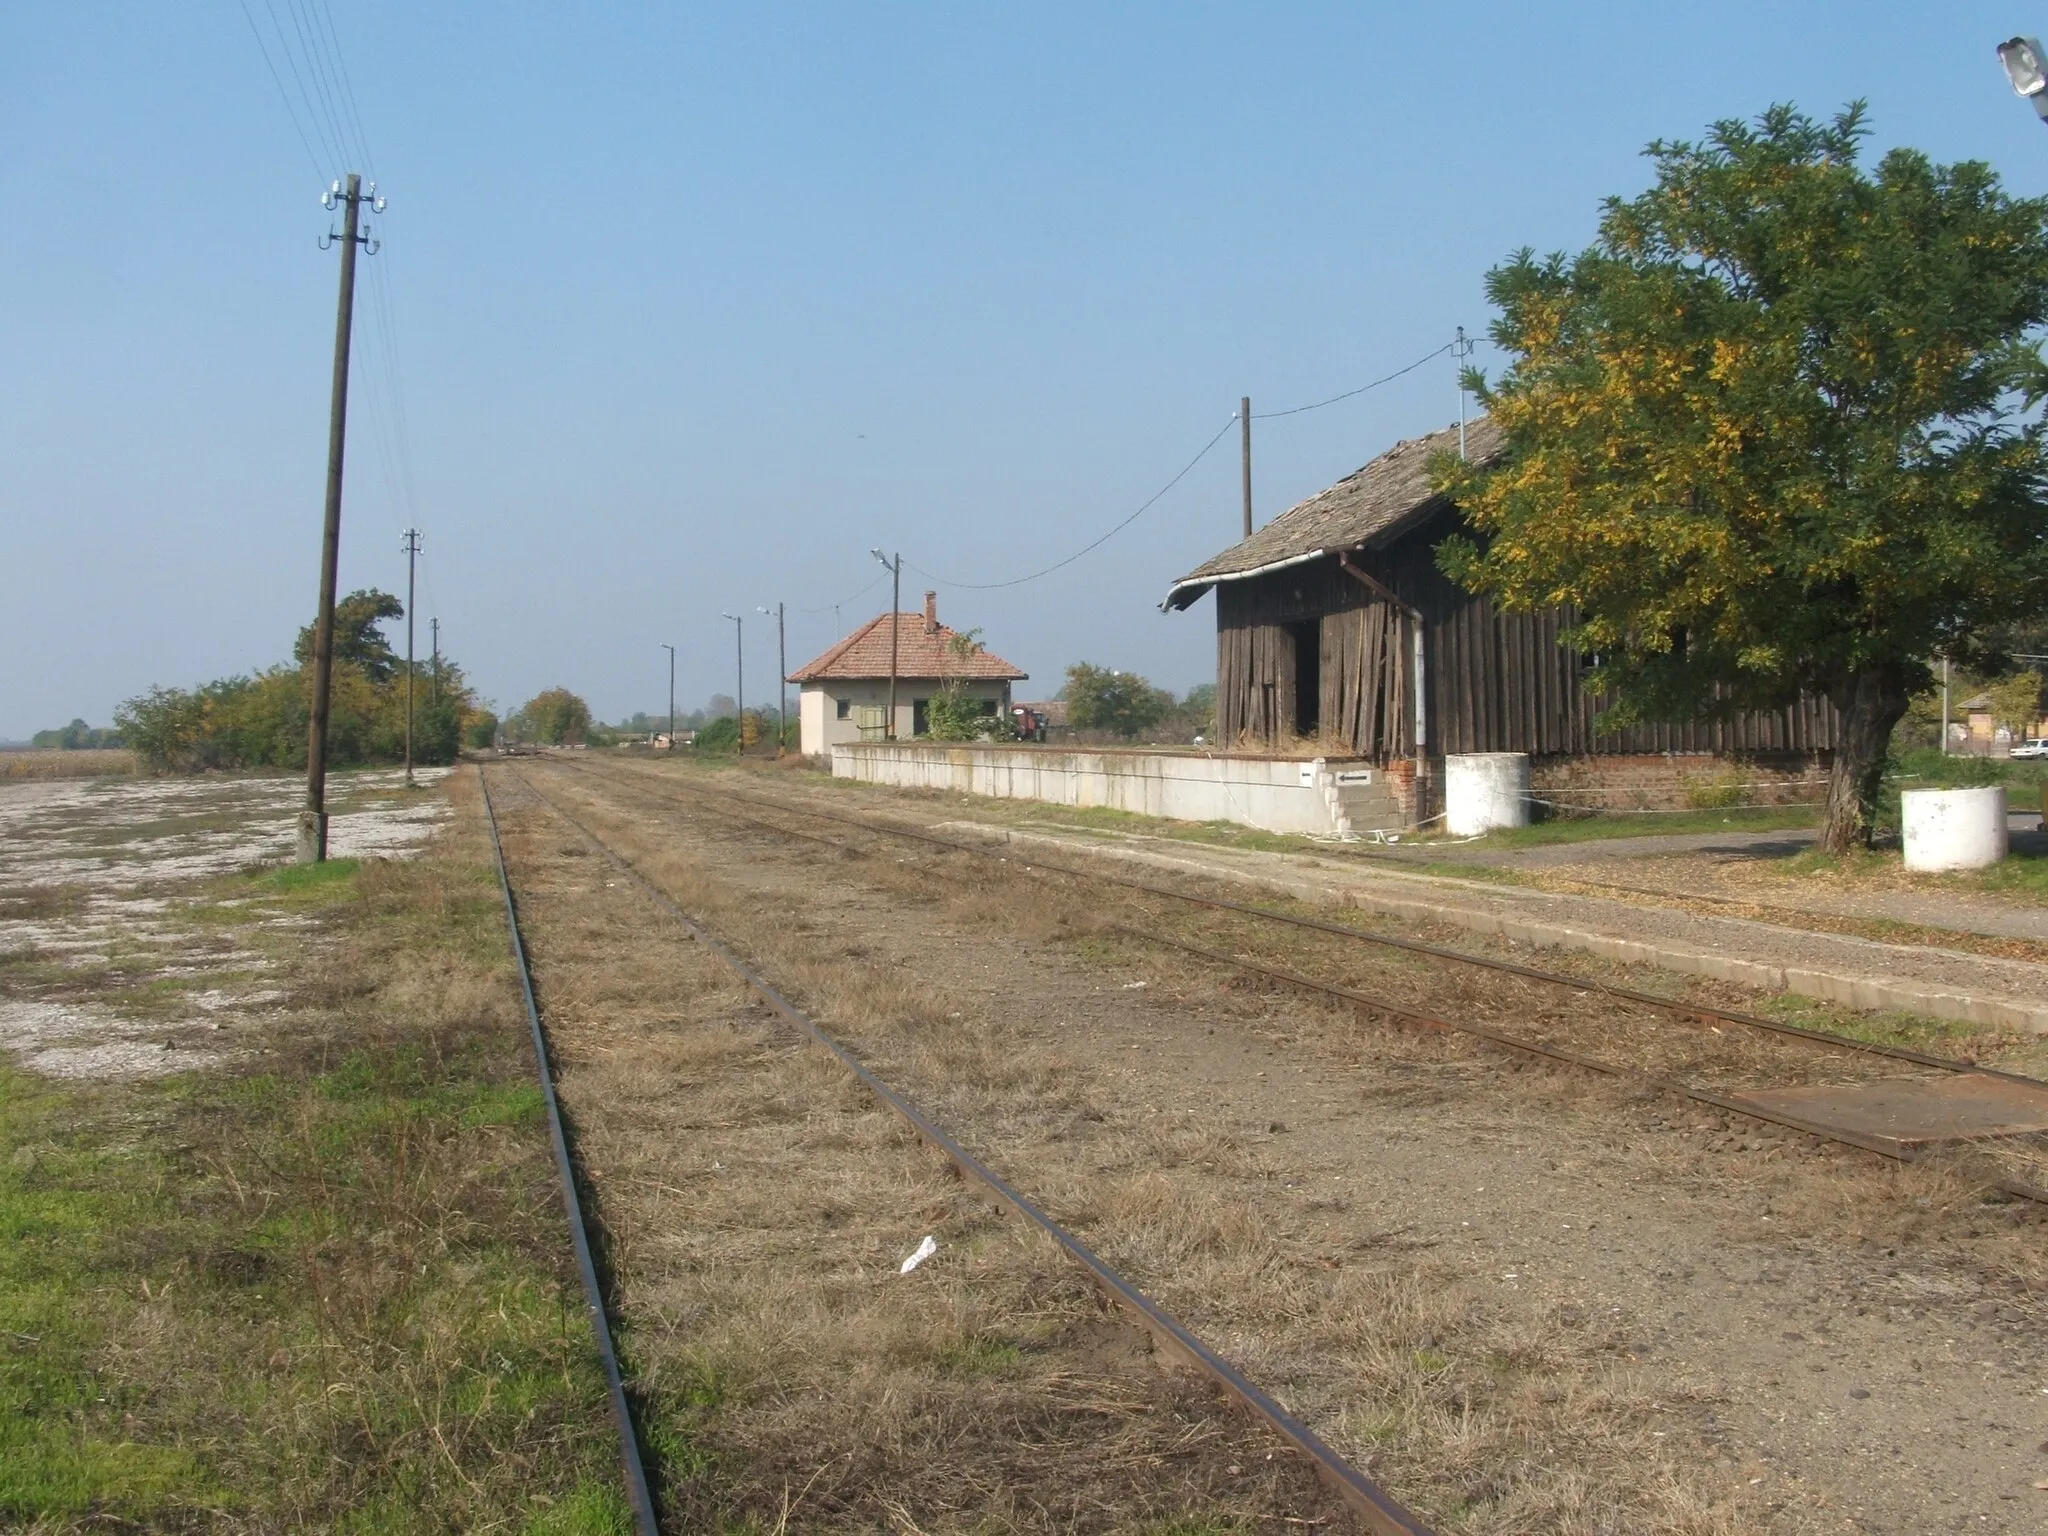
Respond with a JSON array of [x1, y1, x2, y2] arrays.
[[788, 613, 1028, 683], [1162, 417, 1503, 610]]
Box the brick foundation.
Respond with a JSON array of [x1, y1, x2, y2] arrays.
[[1528, 752, 1829, 814]]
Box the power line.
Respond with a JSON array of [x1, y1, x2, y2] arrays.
[[283, 0, 355, 172], [906, 413, 1238, 592], [310, 0, 378, 180], [261, 0, 342, 169], [1250, 344, 1452, 419], [794, 570, 887, 616], [234, 0, 326, 180]]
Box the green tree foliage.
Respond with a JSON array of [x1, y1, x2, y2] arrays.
[[1062, 663, 1173, 739], [926, 629, 1001, 741], [509, 689, 593, 746], [29, 719, 122, 749], [1988, 670, 2045, 739], [117, 597, 484, 774], [1438, 105, 2048, 851], [463, 710, 500, 750], [293, 590, 404, 683], [694, 716, 740, 752]]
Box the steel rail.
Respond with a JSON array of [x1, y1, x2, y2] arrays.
[[503, 768, 1437, 1536], [586, 763, 2038, 1087], [478, 768, 662, 1536], [554, 762, 2048, 1208]]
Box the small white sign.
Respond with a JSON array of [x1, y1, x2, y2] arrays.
[[1335, 769, 1374, 785], [1298, 765, 1318, 786]]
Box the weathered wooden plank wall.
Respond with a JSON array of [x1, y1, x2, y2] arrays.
[[1212, 509, 1840, 757]]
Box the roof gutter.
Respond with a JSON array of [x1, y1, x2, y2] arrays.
[[1159, 546, 1332, 611]]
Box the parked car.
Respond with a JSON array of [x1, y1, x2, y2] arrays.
[[2011, 738, 2048, 760]]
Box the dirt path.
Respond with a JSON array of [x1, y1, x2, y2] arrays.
[[541, 758, 2048, 1535]]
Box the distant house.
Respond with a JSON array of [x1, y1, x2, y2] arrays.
[[1163, 417, 1837, 784], [789, 591, 1027, 755]]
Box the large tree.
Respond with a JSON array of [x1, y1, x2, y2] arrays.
[[514, 687, 593, 746], [293, 589, 404, 683], [1440, 105, 2048, 851], [1062, 663, 1172, 739]]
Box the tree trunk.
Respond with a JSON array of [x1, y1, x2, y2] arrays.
[[1821, 663, 1911, 854]]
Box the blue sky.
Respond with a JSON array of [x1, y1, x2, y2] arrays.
[[6, 2, 2047, 734]]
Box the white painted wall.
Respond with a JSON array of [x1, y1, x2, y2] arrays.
[[831, 743, 1372, 836], [798, 680, 1012, 756]]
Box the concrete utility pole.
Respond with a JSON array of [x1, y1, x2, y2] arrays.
[[299, 173, 383, 863], [758, 603, 786, 753], [871, 550, 901, 740], [1454, 326, 1476, 460], [1942, 655, 1951, 756], [430, 617, 440, 706], [1240, 397, 1253, 539], [719, 613, 744, 748], [660, 643, 675, 750], [402, 527, 421, 785]]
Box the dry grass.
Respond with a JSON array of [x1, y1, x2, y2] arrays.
[[489, 778, 1343, 1532], [0, 748, 136, 780], [527, 764, 1789, 1535]]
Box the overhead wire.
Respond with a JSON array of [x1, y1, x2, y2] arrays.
[[793, 571, 887, 616], [898, 341, 1459, 592], [904, 412, 1239, 592], [282, 0, 355, 173], [1251, 343, 1452, 419], [310, 0, 378, 181], [235, 0, 327, 181]]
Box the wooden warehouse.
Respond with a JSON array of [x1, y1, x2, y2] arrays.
[[1163, 418, 1838, 763]]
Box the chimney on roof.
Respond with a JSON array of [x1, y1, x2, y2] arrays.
[[924, 591, 938, 634]]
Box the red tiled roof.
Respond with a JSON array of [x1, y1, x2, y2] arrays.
[[789, 611, 1027, 683]]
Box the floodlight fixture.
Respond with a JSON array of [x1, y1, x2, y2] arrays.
[[1999, 37, 2048, 121]]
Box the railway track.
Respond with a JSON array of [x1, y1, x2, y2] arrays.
[[561, 758, 2048, 1206], [480, 770, 661, 1536], [480, 763, 1438, 1536]]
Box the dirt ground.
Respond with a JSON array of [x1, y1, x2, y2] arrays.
[[528, 756, 2048, 1535]]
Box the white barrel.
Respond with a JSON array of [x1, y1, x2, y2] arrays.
[[1444, 752, 1531, 836], [1901, 786, 2007, 871]]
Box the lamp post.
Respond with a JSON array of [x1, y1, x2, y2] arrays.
[[1999, 37, 2048, 121], [660, 643, 675, 750], [719, 612, 744, 750], [758, 603, 786, 754], [870, 548, 901, 740]]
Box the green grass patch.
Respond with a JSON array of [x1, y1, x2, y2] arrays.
[[1445, 803, 1820, 850], [935, 1335, 1024, 1377], [256, 855, 362, 895], [0, 847, 627, 1531], [1778, 842, 2048, 900]]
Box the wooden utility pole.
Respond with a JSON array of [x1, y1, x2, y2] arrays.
[[1240, 397, 1253, 539], [661, 643, 675, 750], [759, 602, 787, 753], [887, 556, 901, 739], [430, 617, 440, 706], [402, 528, 421, 785], [299, 173, 380, 863]]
